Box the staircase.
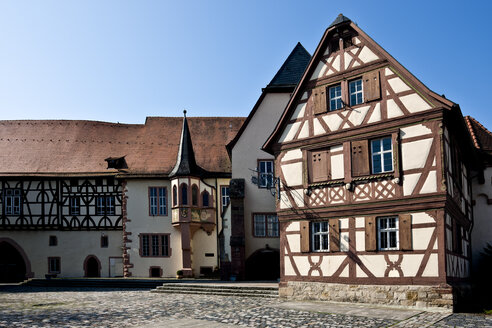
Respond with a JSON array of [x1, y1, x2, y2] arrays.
[[22, 278, 176, 289], [151, 282, 279, 298]]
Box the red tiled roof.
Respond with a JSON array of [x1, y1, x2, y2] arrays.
[[0, 117, 245, 176], [464, 116, 492, 154]]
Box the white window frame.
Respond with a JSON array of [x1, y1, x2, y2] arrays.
[[106, 196, 115, 215], [4, 188, 22, 215], [266, 215, 279, 237], [371, 137, 394, 174], [349, 78, 363, 106], [378, 217, 399, 251], [329, 84, 343, 111], [311, 221, 329, 252], [70, 196, 80, 216], [258, 160, 274, 188], [96, 196, 105, 215], [221, 186, 230, 213]]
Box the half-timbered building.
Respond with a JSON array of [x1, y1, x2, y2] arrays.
[[263, 14, 478, 310], [0, 115, 243, 281]]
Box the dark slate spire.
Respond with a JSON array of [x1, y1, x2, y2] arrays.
[[169, 110, 204, 177], [266, 42, 311, 89], [329, 13, 351, 28]]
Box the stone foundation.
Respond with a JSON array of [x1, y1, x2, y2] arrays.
[[279, 281, 455, 311]]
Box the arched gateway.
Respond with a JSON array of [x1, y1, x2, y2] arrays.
[[0, 238, 32, 282]]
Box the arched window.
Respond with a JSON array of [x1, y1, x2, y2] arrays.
[[191, 185, 198, 206], [180, 184, 188, 205], [173, 186, 177, 206], [202, 191, 209, 207]]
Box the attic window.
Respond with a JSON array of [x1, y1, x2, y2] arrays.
[[105, 156, 128, 170]]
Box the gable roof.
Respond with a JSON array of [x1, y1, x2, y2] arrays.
[[226, 43, 311, 155], [266, 42, 311, 89], [263, 14, 455, 152], [0, 116, 245, 177], [465, 116, 492, 154]]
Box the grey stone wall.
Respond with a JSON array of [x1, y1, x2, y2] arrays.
[[279, 282, 454, 311]]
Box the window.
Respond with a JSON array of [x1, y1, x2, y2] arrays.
[[70, 196, 80, 215], [4, 188, 22, 215], [378, 217, 399, 251], [309, 150, 330, 183], [312, 222, 329, 252], [349, 78, 363, 106], [258, 160, 274, 188], [180, 184, 188, 205], [101, 235, 108, 248], [371, 137, 393, 174], [173, 185, 177, 206], [48, 257, 61, 274], [140, 234, 170, 257], [202, 191, 210, 207], [192, 185, 198, 206], [253, 214, 279, 237], [220, 186, 230, 213], [149, 187, 167, 216], [329, 84, 343, 111], [96, 196, 116, 215], [49, 236, 57, 246]]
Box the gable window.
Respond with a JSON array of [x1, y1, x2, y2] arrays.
[[253, 214, 279, 237], [312, 221, 329, 252], [329, 84, 343, 111], [101, 235, 109, 248], [371, 137, 393, 174], [149, 187, 167, 216], [349, 78, 363, 106], [140, 234, 170, 257], [192, 185, 198, 206], [4, 188, 22, 215], [49, 236, 57, 246], [202, 191, 210, 207], [180, 184, 188, 206], [220, 186, 230, 213], [70, 196, 80, 215], [96, 196, 116, 215], [378, 217, 399, 251], [173, 186, 177, 206], [258, 160, 274, 188], [48, 257, 61, 274]]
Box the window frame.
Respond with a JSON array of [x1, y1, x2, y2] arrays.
[[311, 221, 330, 252], [70, 196, 80, 216], [220, 186, 230, 214], [349, 78, 363, 106], [4, 188, 22, 216], [191, 184, 199, 206], [257, 159, 275, 189], [139, 233, 171, 258], [377, 216, 399, 251], [96, 195, 116, 216], [370, 137, 394, 174], [48, 257, 61, 274], [328, 84, 343, 111], [49, 235, 57, 247], [252, 213, 279, 238], [148, 186, 167, 216], [180, 183, 188, 206], [101, 235, 109, 248], [201, 190, 210, 207]]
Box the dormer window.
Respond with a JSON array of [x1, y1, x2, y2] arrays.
[[105, 156, 128, 170]]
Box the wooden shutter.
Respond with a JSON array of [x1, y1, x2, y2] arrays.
[[365, 216, 377, 251], [309, 150, 330, 183], [329, 219, 340, 252], [300, 220, 310, 252], [363, 70, 380, 102], [399, 214, 412, 251], [351, 140, 370, 177], [313, 86, 327, 115]]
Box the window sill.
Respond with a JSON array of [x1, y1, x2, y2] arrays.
[[308, 179, 344, 188], [352, 173, 394, 183]]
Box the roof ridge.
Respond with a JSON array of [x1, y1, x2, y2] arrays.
[[464, 116, 480, 149]]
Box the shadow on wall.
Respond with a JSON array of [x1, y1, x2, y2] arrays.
[[245, 247, 279, 281], [0, 241, 27, 283]]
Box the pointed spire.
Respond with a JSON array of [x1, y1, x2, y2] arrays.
[[329, 13, 351, 28], [169, 110, 204, 177]]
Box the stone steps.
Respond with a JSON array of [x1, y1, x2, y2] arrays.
[[151, 283, 279, 298], [22, 278, 199, 289]]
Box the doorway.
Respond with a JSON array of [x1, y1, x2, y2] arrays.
[[84, 255, 101, 277], [0, 241, 27, 282]]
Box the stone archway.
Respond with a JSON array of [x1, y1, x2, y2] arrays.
[[245, 247, 280, 281], [0, 238, 32, 282], [84, 255, 101, 277]]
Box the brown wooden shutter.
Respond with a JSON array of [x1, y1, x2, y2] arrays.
[[309, 150, 330, 183], [313, 86, 327, 115], [399, 214, 412, 251], [329, 219, 340, 252], [365, 216, 377, 251], [363, 70, 381, 102], [300, 220, 310, 252], [351, 140, 370, 177]]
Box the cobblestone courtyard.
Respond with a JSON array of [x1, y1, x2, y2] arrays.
[[0, 287, 491, 327]]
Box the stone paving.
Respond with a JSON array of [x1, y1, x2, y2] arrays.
[[0, 286, 490, 327]]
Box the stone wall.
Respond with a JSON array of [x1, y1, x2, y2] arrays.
[[279, 281, 455, 311]]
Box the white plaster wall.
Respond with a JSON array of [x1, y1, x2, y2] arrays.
[[0, 230, 122, 278], [231, 92, 290, 258]]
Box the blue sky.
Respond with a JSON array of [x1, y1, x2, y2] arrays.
[[1, 1, 491, 129]]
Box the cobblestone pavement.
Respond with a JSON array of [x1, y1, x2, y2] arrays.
[[0, 286, 490, 327]]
